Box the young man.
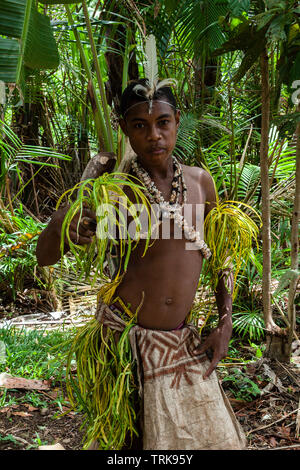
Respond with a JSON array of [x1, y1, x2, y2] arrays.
[[36, 80, 246, 450]]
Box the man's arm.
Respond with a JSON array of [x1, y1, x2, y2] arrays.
[[199, 269, 233, 379], [197, 170, 233, 379], [36, 205, 96, 266], [36, 152, 116, 267]]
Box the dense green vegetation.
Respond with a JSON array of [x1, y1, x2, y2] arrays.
[[0, 0, 299, 364]]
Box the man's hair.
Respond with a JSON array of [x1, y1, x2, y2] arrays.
[[120, 78, 177, 118]]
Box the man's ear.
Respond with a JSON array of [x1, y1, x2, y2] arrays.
[[119, 118, 128, 136], [175, 109, 180, 130]]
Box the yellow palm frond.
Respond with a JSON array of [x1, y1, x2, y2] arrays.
[[56, 171, 154, 284], [204, 199, 261, 298]]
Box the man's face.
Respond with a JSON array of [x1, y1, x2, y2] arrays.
[[120, 100, 180, 166]]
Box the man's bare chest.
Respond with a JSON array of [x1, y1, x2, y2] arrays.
[[104, 167, 207, 243]]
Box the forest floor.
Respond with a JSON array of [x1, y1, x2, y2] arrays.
[[0, 290, 299, 452]]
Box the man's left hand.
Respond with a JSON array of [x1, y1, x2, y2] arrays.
[[197, 317, 232, 380]]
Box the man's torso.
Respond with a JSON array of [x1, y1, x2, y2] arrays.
[[111, 164, 212, 330]]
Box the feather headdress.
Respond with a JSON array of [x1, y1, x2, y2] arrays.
[[132, 34, 177, 113]]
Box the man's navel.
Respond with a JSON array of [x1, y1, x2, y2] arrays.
[[165, 297, 173, 305]]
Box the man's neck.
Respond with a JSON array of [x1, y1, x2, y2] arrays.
[[136, 154, 173, 180]]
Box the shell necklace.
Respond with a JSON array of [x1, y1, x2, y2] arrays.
[[131, 155, 211, 259]]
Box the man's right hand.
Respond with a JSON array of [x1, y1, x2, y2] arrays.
[[58, 205, 97, 246], [36, 152, 116, 267], [36, 205, 97, 266]]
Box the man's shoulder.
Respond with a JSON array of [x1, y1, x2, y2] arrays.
[[181, 164, 213, 185], [181, 163, 216, 208]]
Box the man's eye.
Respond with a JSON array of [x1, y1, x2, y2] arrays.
[[134, 123, 144, 129], [159, 120, 169, 126]]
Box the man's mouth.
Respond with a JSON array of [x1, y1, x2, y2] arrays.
[[148, 147, 165, 154]]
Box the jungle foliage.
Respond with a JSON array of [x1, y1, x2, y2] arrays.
[[0, 0, 299, 361]]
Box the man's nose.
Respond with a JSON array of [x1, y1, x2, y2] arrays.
[[147, 125, 161, 141]]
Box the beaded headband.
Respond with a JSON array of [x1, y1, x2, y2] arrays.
[[123, 99, 176, 117], [131, 35, 177, 115]]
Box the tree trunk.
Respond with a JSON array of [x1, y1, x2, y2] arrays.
[[260, 49, 287, 359], [13, 102, 40, 145], [260, 49, 272, 331], [287, 104, 300, 357]]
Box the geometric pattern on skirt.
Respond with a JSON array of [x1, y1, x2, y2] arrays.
[[97, 301, 247, 450], [134, 326, 248, 450]]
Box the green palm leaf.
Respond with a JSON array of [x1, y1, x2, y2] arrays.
[[174, 112, 199, 161], [176, 0, 228, 58], [232, 309, 265, 340], [236, 164, 261, 201], [0, 0, 59, 85], [0, 119, 71, 197], [0, 38, 19, 83]]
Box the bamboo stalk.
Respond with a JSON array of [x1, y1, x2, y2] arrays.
[[118, 28, 131, 165], [65, 5, 109, 151], [82, 0, 114, 153]]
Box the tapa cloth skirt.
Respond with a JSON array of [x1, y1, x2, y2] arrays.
[[97, 300, 247, 450]]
